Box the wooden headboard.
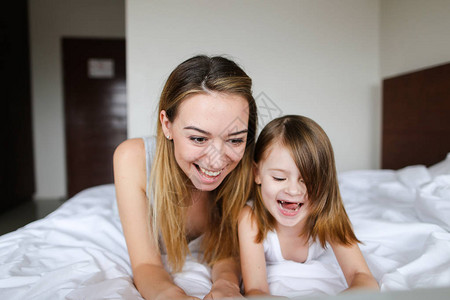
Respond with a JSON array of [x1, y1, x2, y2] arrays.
[[382, 62, 450, 169]]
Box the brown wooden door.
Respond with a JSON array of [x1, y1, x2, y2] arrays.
[[62, 38, 126, 198]]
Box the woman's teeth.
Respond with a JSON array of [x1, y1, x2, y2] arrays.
[[199, 166, 222, 177]]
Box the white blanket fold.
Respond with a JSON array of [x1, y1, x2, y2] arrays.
[[0, 159, 449, 299]]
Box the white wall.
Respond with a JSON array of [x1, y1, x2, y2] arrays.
[[29, 0, 125, 199], [127, 0, 380, 173], [30, 0, 450, 200], [380, 0, 450, 78]]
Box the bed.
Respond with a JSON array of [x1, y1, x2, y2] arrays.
[[1, 63, 449, 299]]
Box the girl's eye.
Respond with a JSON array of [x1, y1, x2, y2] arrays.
[[228, 138, 245, 146], [190, 136, 207, 144], [300, 179, 305, 183], [273, 177, 286, 182]]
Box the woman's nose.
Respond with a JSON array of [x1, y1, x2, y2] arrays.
[[203, 140, 226, 169]]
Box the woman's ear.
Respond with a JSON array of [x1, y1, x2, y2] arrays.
[[253, 162, 261, 185], [160, 110, 172, 139]]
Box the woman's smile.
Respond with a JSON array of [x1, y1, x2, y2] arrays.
[[195, 164, 224, 182]]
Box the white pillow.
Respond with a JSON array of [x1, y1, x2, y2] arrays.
[[415, 175, 450, 231], [396, 165, 431, 189], [428, 153, 450, 178]]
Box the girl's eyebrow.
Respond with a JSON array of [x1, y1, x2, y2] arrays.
[[268, 168, 288, 173], [269, 168, 303, 179], [183, 126, 248, 136]]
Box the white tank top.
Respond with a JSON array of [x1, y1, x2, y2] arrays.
[[263, 230, 326, 264], [142, 136, 156, 199], [142, 136, 203, 254]]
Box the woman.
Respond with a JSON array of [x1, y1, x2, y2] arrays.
[[113, 55, 257, 299]]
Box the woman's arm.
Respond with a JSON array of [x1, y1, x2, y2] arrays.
[[203, 256, 243, 299], [238, 206, 270, 297], [114, 139, 198, 300], [331, 242, 379, 292]]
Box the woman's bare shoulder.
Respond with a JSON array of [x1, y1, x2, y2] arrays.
[[113, 138, 147, 188], [114, 138, 145, 159]]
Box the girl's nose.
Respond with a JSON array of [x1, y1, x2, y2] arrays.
[[286, 179, 306, 196]]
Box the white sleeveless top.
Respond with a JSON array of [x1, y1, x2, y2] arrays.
[[264, 230, 326, 264], [244, 201, 326, 264], [244, 204, 347, 297], [142, 136, 156, 199], [142, 136, 203, 255]]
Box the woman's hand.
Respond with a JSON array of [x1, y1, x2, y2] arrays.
[[205, 256, 245, 299], [203, 278, 243, 299], [154, 286, 201, 300]]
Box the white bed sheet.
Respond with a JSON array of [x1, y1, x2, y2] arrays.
[[0, 154, 449, 299]]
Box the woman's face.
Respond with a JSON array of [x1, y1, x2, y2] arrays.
[[161, 92, 249, 191]]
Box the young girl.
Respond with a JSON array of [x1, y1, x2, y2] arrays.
[[238, 115, 379, 298], [114, 55, 257, 300]]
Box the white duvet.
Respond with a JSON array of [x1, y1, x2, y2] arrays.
[[1, 154, 449, 299]]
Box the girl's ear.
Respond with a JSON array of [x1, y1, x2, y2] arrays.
[[160, 110, 172, 139], [253, 162, 261, 185]]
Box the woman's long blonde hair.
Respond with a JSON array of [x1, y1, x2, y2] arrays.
[[149, 55, 257, 272], [252, 115, 359, 247]]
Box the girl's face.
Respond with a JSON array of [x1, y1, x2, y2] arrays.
[[161, 92, 249, 191], [255, 142, 309, 229]]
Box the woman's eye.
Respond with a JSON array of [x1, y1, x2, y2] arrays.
[[273, 177, 286, 181], [228, 138, 245, 145], [190, 137, 207, 144]]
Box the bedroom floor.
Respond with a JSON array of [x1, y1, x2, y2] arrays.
[[0, 199, 64, 236]]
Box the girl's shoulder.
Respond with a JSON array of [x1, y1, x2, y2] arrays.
[[238, 203, 261, 245], [238, 201, 259, 230], [238, 204, 254, 223]]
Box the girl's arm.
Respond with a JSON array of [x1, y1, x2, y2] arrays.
[[238, 206, 270, 297], [331, 242, 379, 292], [114, 139, 198, 300]]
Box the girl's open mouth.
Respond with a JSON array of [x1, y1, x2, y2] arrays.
[[277, 200, 303, 216]]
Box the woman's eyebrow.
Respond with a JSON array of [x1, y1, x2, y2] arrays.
[[228, 129, 248, 136], [183, 126, 210, 135], [183, 126, 248, 137]]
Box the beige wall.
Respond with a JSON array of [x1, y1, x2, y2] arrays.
[[127, 0, 380, 173], [380, 0, 450, 78], [29, 0, 125, 199]]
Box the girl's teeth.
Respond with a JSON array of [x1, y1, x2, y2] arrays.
[[278, 200, 301, 211], [200, 167, 221, 177]]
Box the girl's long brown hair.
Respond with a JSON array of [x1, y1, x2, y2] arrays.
[[149, 55, 257, 272], [253, 115, 359, 247]]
